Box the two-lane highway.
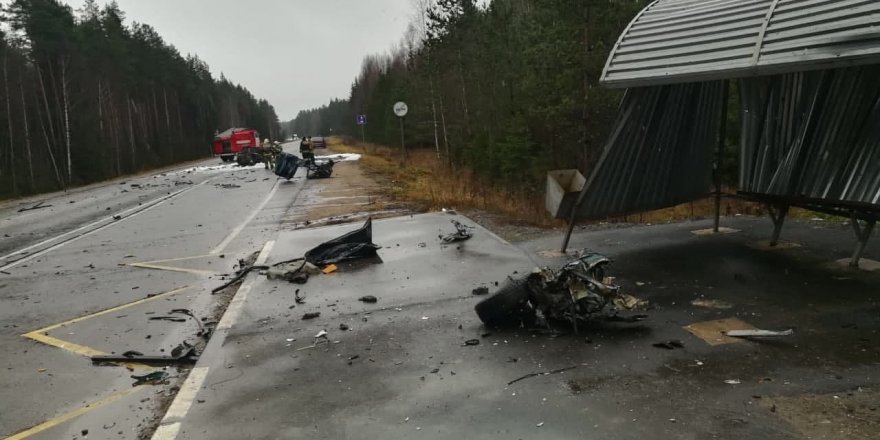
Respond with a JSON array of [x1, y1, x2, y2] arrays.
[[0, 143, 306, 439]]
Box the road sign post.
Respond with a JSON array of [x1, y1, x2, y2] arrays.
[[393, 102, 408, 160], [356, 114, 367, 143]]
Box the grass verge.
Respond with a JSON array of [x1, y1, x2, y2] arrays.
[[328, 136, 828, 229]]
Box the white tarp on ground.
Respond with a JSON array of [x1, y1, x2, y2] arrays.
[[173, 162, 263, 175], [316, 153, 361, 162]]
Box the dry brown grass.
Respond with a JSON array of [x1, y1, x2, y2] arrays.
[[328, 136, 767, 228], [329, 137, 561, 227]]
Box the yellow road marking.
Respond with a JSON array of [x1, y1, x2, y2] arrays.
[[129, 262, 216, 276], [23, 332, 107, 357], [130, 254, 215, 265], [21, 286, 190, 370], [23, 285, 191, 335], [5, 387, 143, 440], [127, 254, 220, 275]]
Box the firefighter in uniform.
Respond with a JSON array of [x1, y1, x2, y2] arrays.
[[300, 136, 315, 163]]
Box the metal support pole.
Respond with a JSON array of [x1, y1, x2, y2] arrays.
[[561, 214, 577, 253], [713, 80, 730, 233], [849, 215, 875, 269], [768, 204, 788, 246], [360, 124, 365, 143], [399, 117, 407, 161]]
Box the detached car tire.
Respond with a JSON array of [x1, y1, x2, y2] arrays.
[[475, 277, 534, 327]]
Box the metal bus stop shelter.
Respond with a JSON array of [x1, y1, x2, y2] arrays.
[[556, 0, 880, 268]]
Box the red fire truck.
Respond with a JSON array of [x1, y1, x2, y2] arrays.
[[213, 128, 260, 162]]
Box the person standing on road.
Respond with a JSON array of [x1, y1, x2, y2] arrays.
[[300, 136, 314, 163]]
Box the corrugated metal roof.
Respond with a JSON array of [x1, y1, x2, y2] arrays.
[[601, 0, 880, 88], [571, 81, 724, 220], [739, 64, 880, 208]]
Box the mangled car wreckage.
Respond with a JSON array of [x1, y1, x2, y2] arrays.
[[475, 252, 641, 328]]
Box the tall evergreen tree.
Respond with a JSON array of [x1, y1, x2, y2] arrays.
[[0, 0, 281, 198]]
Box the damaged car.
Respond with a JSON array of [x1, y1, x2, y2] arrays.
[[475, 252, 640, 328]]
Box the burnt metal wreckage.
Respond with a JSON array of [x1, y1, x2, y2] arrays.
[[440, 220, 474, 244], [475, 252, 645, 332], [550, 0, 880, 267], [273, 151, 335, 180]]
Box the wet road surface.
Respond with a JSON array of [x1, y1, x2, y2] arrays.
[[4, 147, 879, 439], [163, 214, 878, 440], [0, 143, 305, 439]]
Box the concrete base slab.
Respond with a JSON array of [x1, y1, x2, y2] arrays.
[[691, 227, 739, 236], [171, 213, 572, 439], [832, 258, 880, 272]]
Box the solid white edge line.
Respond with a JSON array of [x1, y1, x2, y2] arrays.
[[150, 367, 209, 440], [215, 284, 251, 331], [150, 240, 274, 440], [255, 240, 275, 266], [216, 240, 274, 330], [210, 179, 281, 255], [151, 423, 181, 440], [162, 367, 210, 421]]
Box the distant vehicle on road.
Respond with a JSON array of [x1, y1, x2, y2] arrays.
[[311, 136, 326, 148], [213, 128, 260, 162]]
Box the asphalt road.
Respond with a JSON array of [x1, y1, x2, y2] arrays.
[[0, 142, 304, 440], [162, 214, 879, 440], [4, 146, 879, 440]]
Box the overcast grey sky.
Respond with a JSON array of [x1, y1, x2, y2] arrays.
[[59, 0, 414, 120]]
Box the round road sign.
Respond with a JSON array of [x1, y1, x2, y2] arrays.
[[393, 101, 409, 117]]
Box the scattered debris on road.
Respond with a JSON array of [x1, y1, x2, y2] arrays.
[[130, 371, 169, 386], [472, 286, 489, 295], [358, 295, 378, 303], [303, 312, 321, 320], [475, 252, 644, 330], [726, 329, 794, 338], [462, 339, 480, 346], [306, 159, 335, 179], [214, 183, 241, 189], [691, 298, 734, 309], [149, 316, 187, 322], [212, 260, 268, 293], [613, 293, 648, 310], [18, 201, 53, 213], [507, 366, 578, 386], [652, 340, 685, 350], [94, 347, 198, 366], [264, 256, 333, 288], [273, 152, 300, 179], [440, 220, 474, 244], [305, 218, 381, 266], [170, 308, 205, 333]]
